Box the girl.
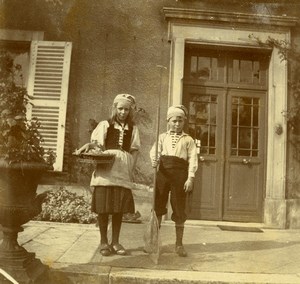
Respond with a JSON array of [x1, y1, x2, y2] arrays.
[[77, 94, 140, 256]]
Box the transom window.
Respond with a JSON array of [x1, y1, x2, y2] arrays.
[[184, 45, 269, 89]]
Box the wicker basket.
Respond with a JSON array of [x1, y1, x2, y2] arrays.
[[72, 152, 115, 164]]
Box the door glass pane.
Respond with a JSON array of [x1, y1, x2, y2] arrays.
[[253, 61, 260, 84], [253, 99, 259, 126], [240, 60, 253, 83], [231, 126, 237, 149], [209, 125, 216, 154], [198, 125, 208, 143], [239, 104, 252, 126], [198, 57, 210, 80], [184, 48, 225, 83], [228, 53, 269, 87], [253, 128, 258, 153], [233, 59, 239, 82], [239, 127, 251, 148], [188, 124, 196, 138], [191, 56, 198, 74], [211, 58, 218, 81], [188, 94, 217, 155], [231, 96, 260, 157], [210, 103, 217, 124]]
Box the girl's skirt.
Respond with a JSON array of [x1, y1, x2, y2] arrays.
[[91, 186, 135, 214]]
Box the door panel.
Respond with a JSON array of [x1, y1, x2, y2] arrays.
[[184, 86, 225, 220], [226, 161, 261, 209], [223, 90, 265, 222], [189, 158, 220, 220]]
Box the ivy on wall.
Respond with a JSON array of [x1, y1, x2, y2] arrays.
[[249, 34, 300, 198], [250, 34, 300, 159]]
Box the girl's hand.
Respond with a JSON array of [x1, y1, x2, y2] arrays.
[[130, 150, 139, 173], [75, 143, 93, 154], [184, 177, 194, 192]]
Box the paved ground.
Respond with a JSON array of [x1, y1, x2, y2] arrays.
[[6, 219, 300, 283]]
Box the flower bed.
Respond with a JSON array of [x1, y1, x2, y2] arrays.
[[34, 187, 97, 224]]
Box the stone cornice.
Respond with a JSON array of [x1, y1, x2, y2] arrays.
[[0, 29, 44, 41], [163, 7, 298, 27]]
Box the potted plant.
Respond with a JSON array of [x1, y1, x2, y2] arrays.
[[0, 50, 54, 282]]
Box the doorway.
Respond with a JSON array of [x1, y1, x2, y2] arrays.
[[183, 45, 270, 222]]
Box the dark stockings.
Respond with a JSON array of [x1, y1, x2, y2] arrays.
[[175, 223, 184, 246], [98, 213, 123, 245], [98, 214, 109, 244], [111, 213, 123, 245], [157, 215, 162, 229]]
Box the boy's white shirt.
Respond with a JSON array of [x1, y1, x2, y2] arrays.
[[150, 130, 198, 178]]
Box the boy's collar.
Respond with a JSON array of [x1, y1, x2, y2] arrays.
[[167, 130, 187, 135]]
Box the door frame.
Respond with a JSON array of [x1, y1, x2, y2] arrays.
[[163, 8, 298, 228]]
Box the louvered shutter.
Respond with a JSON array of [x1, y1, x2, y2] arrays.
[[27, 41, 72, 171]]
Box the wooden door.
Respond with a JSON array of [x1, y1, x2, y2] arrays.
[[183, 45, 269, 222], [184, 86, 225, 220], [223, 90, 266, 222]]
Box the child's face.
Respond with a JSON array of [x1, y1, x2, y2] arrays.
[[116, 102, 130, 122], [168, 116, 185, 133]]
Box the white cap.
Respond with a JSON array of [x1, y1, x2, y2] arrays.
[[167, 105, 187, 120], [113, 94, 136, 108]]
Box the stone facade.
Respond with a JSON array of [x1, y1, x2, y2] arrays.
[[1, 0, 300, 228]]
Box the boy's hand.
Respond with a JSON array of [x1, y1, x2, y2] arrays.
[[184, 177, 194, 192], [151, 158, 159, 168]]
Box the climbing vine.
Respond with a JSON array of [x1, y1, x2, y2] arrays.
[[250, 34, 300, 160]]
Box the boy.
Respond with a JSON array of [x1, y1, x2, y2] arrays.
[[150, 105, 198, 257]]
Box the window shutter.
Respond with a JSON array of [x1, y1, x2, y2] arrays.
[[27, 40, 72, 171]]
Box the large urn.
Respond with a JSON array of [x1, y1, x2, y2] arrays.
[[0, 159, 50, 283]]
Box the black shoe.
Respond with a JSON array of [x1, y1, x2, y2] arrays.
[[175, 245, 187, 257], [100, 243, 112, 256], [111, 243, 127, 255]]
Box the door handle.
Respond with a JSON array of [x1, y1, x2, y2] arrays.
[[199, 156, 205, 162], [242, 158, 251, 164]]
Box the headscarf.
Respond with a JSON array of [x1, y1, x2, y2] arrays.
[[113, 94, 136, 109], [167, 105, 188, 120]]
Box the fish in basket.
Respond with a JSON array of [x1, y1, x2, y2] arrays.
[[73, 149, 115, 165]]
